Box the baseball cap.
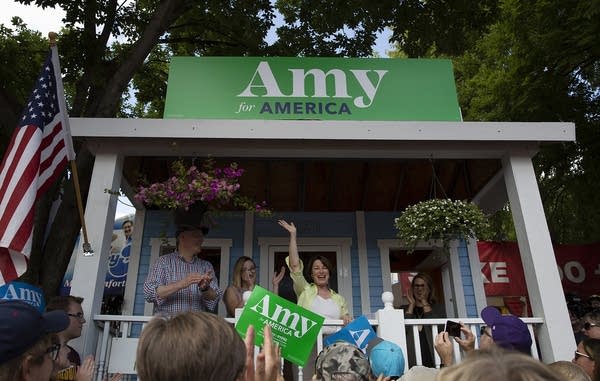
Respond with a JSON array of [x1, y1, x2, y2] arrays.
[[315, 341, 372, 381], [0, 300, 69, 364], [481, 306, 532, 354], [366, 337, 405, 378]]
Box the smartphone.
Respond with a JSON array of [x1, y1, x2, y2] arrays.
[[445, 320, 462, 337]]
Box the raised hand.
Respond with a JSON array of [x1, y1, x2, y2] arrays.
[[277, 220, 296, 235], [454, 323, 475, 353], [272, 267, 285, 290], [76, 355, 95, 381], [434, 331, 454, 366]]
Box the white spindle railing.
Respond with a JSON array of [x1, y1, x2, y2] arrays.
[[91, 295, 544, 380]]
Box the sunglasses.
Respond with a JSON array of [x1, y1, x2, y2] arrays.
[[584, 322, 598, 330], [480, 326, 492, 337], [45, 343, 61, 361], [574, 351, 592, 360], [67, 312, 85, 320]]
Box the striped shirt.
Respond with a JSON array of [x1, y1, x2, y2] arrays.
[[144, 251, 223, 314]]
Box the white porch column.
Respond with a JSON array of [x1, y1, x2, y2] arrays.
[[502, 152, 574, 361], [70, 152, 123, 357]]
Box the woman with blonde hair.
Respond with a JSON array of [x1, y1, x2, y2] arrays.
[[402, 272, 445, 367], [224, 256, 258, 317]]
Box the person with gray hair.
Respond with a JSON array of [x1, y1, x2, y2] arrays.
[[436, 347, 562, 381], [548, 361, 591, 381]]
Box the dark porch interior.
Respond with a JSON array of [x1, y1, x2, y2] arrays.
[[123, 157, 502, 212]]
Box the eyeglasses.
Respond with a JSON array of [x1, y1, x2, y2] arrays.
[[45, 344, 61, 361], [413, 284, 426, 288], [574, 351, 592, 360], [480, 326, 492, 337], [67, 312, 85, 320], [584, 322, 598, 330]]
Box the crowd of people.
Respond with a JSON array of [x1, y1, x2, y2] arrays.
[[3, 217, 598, 381]]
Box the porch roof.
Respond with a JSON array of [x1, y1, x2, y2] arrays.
[[70, 119, 575, 213]]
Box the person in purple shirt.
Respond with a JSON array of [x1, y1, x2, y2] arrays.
[[144, 222, 223, 315]]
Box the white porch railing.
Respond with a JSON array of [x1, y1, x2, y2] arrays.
[[91, 295, 544, 380]]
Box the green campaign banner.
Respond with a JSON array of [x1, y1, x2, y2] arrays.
[[235, 286, 325, 367], [164, 57, 461, 121]]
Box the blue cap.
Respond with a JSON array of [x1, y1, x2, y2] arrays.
[[366, 337, 405, 378], [0, 300, 69, 364]]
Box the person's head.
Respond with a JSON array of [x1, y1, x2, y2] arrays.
[[436, 347, 562, 381], [0, 301, 69, 381], [315, 341, 372, 381], [136, 311, 245, 381], [572, 337, 600, 381], [46, 296, 85, 341], [307, 255, 334, 288], [175, 225, 208, 254], [582, 311, 600, 339], [411, 273, 436, 304], [589, 295, 600, 310], [121, 220, 133, 239], [480, 306, 532, 355], [548, 360, 591, 381], [232, 256, 257, 288], [366, 337, 405, 379]]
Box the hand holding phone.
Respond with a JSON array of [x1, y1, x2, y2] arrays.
[[445, 320, 462, 337]]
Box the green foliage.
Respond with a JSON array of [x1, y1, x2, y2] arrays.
[[454, 0, 600, 243], [0, 18, 48, 148], [394, 199, 491, 253]]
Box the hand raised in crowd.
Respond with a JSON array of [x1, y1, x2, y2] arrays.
[[72, 355, 122, 381], [244, 324, 283, 381], [272, 266, 286, 294], [277, 220, 296, 235], [342, 314, 353, 326], [434, 331, 455, 366], [406, 288, 416, 306], [76, 355, 95, 381], [454, 322, 475, 353]]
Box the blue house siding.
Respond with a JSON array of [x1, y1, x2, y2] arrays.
[[131, 210, 478, 319], [365, 212, 398, 311], [458, 240, 478, 317]]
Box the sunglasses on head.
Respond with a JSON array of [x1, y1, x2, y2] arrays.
[[480, 326, 492, 337], [45, 343, 61, 361], [584, 322, 598, 330], [574, 350, 592, 360]]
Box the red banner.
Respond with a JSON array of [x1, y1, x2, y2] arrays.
[[477, 241, 600, 299]]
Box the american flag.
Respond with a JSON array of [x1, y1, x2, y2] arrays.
[[0, 46, 75, 286]]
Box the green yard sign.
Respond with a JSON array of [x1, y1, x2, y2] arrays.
[[164, 57, 461, 121], [235, 286, 325, 367]]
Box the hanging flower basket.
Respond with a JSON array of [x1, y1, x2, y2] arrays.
[[394, 198, 490, 253], [134, 158, 271, 216]]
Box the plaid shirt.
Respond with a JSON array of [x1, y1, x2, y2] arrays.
[[144, 251, 223, 314]]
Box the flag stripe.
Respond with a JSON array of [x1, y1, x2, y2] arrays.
[[0, 46, 74, 286]]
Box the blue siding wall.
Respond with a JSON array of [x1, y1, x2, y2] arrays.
[[365, 212, 398, 311], [132, 210, 477, 318], [458, 240, 478, 317]]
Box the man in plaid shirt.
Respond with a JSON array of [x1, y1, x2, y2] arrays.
[[144, 223, 223, 314]]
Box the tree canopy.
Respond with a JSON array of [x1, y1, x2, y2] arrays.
[[0, 0, 598, 296]]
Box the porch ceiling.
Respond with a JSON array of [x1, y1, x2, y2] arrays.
[[123, 157, 502, 212]]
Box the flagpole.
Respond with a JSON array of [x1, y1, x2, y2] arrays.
[[48, 32, 93, 255]]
